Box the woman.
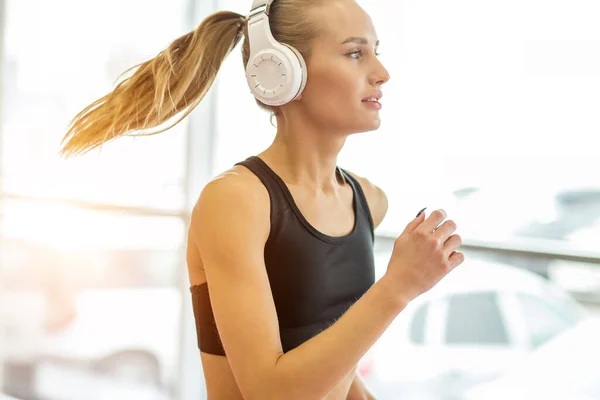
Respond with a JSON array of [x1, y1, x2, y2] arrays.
[[60, 0, 464, 398]]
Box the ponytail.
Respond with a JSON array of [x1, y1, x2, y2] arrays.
[[60, 11, 245, 157]]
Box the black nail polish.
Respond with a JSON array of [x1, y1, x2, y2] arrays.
[[416, 207, 427, 218]]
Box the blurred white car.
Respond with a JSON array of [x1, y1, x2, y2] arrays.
[[364, 255, 587, 399], [39, 288, 182, 389], [460, 316, 600, 400]]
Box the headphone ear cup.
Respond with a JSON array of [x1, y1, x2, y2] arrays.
[[281, 44, 308, 100], [246, 43, 306, 106]]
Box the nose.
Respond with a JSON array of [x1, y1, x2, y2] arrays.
[[369, 58, 391, 86]]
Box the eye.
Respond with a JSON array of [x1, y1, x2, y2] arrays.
[[348, 50, 362, 59], [347, 49, 381, 59]]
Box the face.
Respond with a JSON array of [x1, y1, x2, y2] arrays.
[[292, 0, 391, 135]]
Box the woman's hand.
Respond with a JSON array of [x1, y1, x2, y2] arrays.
[[382, 208, 464, 305]]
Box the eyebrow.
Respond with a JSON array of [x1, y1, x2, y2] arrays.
[[341, 37, 380, 46]]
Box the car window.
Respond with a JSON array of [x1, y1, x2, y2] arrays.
[[516, 293, 577, 349], [445, 292, 509, 345], [410, 303, 428, 344], [539, 285, 584, 324]]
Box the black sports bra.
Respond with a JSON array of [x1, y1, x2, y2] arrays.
[[190, 156, 376, 355]]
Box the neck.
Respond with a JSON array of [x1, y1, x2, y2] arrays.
[[259, 114, 348, 191]]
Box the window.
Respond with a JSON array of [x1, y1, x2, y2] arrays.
[[1, 0, 189, 212], [211, 0, 600, 398], [331, 0, 600, 245], [0, 201, 186, 398], [213, 0, 600, 250], [1, 0, 192, 398], [445, 292, 509, 345], [1, 199, 185, 289], [517, 293, 577, 349]]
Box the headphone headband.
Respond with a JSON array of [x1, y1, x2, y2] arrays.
[[249, 0, 274, 16]]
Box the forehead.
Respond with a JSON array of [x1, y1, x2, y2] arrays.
[[311, 1, 378, 47]]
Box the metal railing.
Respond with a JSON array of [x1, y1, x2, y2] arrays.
[[376, 232, 600, 305], [1, 192, 189, 219]]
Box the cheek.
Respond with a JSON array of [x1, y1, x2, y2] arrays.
[[304, 68, 361, 111]]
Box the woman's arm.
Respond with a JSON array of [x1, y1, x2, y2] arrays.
[[191, 170, 407, 400]]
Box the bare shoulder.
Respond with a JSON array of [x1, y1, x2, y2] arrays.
[[194, 164, 267, 209], [189, 164, 270, 242], [343, 169, 388, 229]]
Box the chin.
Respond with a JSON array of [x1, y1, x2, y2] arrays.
[[369, 118, 382, 130], [355, 118, 382, 134], [328, 111, 382, 135]]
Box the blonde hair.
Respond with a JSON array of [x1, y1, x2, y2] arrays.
[[60, 1, 325, 158]]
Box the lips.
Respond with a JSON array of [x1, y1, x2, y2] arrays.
[[362, 90, 383, 102]]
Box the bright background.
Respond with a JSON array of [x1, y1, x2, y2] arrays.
[[1, 0, 599, 399]]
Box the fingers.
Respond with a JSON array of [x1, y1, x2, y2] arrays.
[[406, 209, 462, 262], [443, 234, 462, 253], [433, 219, 457, 242], [448, 250, 465, 269], [403, 207, 427, 234], [419, 209, 447, 232]]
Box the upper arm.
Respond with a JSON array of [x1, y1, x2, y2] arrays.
[[345, 170, 388, 229], [189, 170, 283, 398]]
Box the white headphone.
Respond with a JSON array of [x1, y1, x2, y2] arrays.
[[245, 0, 308, 106]]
